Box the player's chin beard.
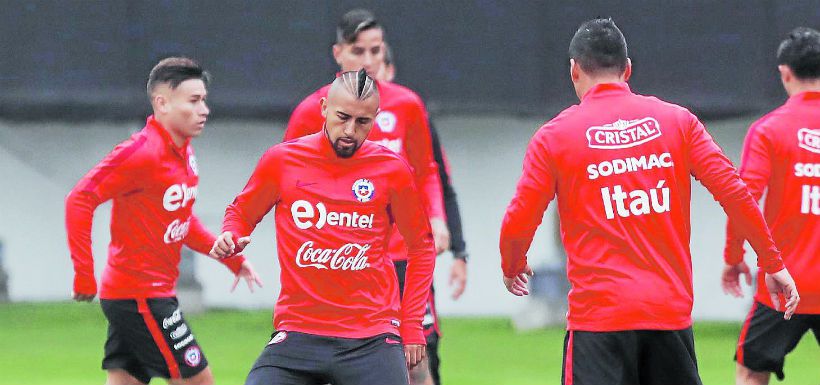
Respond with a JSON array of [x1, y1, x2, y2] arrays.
[[332, 138, 359, 158]]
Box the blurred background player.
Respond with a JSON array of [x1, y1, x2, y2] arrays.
[[213, 70, 436, 385], [284, 10, 449, 385], [377, 43, 469, 385], [65, 57, 262, 385], [499, 18, 800, 385], [722, 27, 820, 385]]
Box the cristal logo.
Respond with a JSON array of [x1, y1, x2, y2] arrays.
[[586, 118, 662, 149], [296, 241, 371, 270], [163, 183, 197, 211], [164, 218, 190, 244], [291, 200, 374, 230], [798, 128, 820, 154]]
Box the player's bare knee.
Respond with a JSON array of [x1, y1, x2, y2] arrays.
[[170, 366, 213, 385], [735, 363, 770, 385], [105, 369, 146, 385]]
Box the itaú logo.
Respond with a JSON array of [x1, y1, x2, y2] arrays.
[[290, 200, 374, 230], [296, 241, 371, 270], [798, 128, 820, 154], [586, 118, 662, 149]]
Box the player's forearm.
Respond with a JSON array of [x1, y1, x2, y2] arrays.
[[65, 190, 100, 293], [400, 244, 436, 345], [499, 212, 537, 278]]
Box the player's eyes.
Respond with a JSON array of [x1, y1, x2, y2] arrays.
[[371, 47, 381, 55], [356, 118, 370, 125], [351, 48, 364, 55]]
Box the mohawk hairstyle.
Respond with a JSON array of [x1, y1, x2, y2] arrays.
[[337, 9, 382, 44], [337, 69, 378, 100], [777, 27, 820, 80], [146, 57, 210, 96]]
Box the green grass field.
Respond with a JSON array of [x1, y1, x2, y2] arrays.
[[1, 303, 818, 385]]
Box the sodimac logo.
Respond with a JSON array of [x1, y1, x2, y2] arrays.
[[798, 128, 820, 154], [586, 118, 662, 150]]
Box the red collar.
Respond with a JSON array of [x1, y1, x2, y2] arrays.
[[581, 82, 633, 101], [146, 115, 189, 157], [786, 91, 820, 105]]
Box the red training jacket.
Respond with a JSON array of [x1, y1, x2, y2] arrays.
[[223, 132, 436, 344], [65, 116, 244, 299], [500, 83, 784, 331], [726, 91, 820, 313]]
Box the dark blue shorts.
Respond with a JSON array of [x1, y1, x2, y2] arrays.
[[100, 297, 207, 383], [562, 328, 702, 385], [736, 301, 820, 381], [245, 331, 408, 385]]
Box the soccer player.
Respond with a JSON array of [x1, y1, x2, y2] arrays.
[[284, 9, 450, 256], [212, 70, 436, 385], [65, 57, 262, 385], [499, 18, 800, 385], [723, 27, 820, 385], [378, 44, 469, 385]]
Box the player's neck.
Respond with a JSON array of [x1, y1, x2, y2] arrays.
[[787, 79, 820, 96], [154, 115, 187, 147]]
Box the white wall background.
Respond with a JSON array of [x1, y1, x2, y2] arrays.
[[0, 115, 759, 320]]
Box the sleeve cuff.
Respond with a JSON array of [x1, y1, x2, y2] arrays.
[[399, 322, 425, 345], [73, 275, 97, 295], [221, 255, 246, 275]]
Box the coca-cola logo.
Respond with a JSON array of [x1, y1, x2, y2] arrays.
[[798, 128, 820, 154], [296, 241, 371, 271], [586, 118, 662, 149], [164, 218, 190, 244]]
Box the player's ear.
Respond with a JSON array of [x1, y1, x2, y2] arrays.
[[152, 93, 168, 114], [320, 97, 328, 118], [570, 59, 581, 82], [778, 64, 792, 84], [622, 58, 632, 82], [332, 44, 343, 66]]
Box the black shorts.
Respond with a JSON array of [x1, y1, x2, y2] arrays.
[[246, 331, 408, 385], [562, 328, 702, 385], [394, 259, 441, 385], [100, 297, 208, 383], [735, 301, 820, 380]]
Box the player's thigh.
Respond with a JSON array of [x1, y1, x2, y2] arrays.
[[639, 328, 702, 385], [168, 366, 213, 385], [737, 302, 809, 380], [425, 334, 441, 385], [138, 298, 210, 380], [562, 330, 640, 385], [100, 300, 154, 384], [331, 334, 408, 385], [246, 331, 331, 385]]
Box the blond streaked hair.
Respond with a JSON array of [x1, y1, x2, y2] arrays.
[[335, 69, 378, 100]]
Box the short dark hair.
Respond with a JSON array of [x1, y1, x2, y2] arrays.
[[777, 27, 820, 80], [568, 18, 628, 75], [146, 57, 210, 96], [337, 9, 382, 44]]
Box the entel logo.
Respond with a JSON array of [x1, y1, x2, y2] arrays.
[[586, 118, 662, 149], [163, 183, 197, 212], [291, 200, 374, 230], [798, 128, 820, 154]]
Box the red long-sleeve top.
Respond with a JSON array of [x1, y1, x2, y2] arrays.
[[500, 83, 784, 331], [222, 132, 436, 344], [726, 91, 820, 313], [284, 80, 444, 261], [65, 116, 244, 299]]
